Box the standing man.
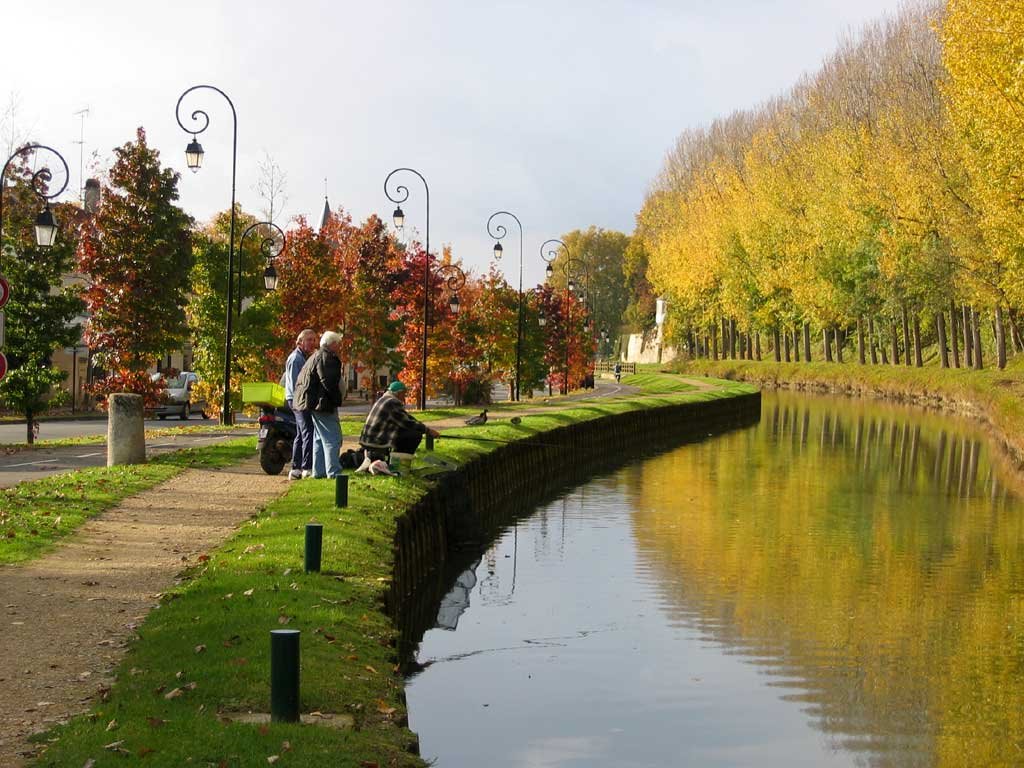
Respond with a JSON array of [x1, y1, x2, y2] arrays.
[[359, 381, 440, 466], [284, 328, 317, 480], [294, 331, 347, 479]]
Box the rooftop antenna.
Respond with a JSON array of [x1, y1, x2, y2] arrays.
[[72, 106, 89, 204]]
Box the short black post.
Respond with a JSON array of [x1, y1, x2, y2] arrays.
[[270, 629, 300, 722], [426, 433, 434, 451], [304, 523, 323, 573], [334, 474, 348, 508]]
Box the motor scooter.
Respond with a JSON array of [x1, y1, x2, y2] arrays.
[[257, 405, 296, 475]]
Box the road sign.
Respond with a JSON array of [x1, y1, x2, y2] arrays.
[[0, 275, 9, 309], [0, 352, 7, 381]]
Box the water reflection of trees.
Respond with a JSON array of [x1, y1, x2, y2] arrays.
[[629, 392, 1024, 767]]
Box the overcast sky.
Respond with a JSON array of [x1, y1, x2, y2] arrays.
[[6, 0, 905, 286]]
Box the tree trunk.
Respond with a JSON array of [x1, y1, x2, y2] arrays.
[[972, 307, 983, 369], [26, 408, 34, 445], [711, 323, 719, 361], [823, 328, 833, 362], [936, 311, 949, 368], [912, 315, 923, 367], [784, 330, 791, 362], [803, 322, 811, 362], [962, 304, 973, 367], [773, 326, 781, 362], [857, 318, 865, 364], [901, 305, 912, 367], [793, 328, 801, 362], [729, 318, 737, 359], [995, 304, 1007, 369], [1008, 307, 1024, 353], [755, 332, 762, 361], [869, 317, 878, 364], [892, 319, 900, 365], [880, 339, 889, 365], [949, 299, 960, 368], [834, 327, 844, 363]]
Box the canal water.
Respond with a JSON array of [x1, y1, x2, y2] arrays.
[[405, 391, 1024, 767]]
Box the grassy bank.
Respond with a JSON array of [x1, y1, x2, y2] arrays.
[[32, 383, 754, 768], [672, 356, 1024, 463], [0, 438, 257, 565]]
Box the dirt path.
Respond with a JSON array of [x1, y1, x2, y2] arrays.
[[0, 459, 287, 765]]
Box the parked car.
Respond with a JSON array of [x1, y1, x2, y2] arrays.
[[154, 372, 208, 420]]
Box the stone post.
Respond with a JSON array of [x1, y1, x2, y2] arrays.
[[107, 393, 146, 466]]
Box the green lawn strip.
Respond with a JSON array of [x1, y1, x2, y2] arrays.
[[34, 385, 756, 768], [0, 438, 257, 566], [620, 372, 697, 394], [0, 424, 257, 452], [675, 356, 1024, 457]]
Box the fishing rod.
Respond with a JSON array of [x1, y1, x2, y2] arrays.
[[437, 433, 562, 449]]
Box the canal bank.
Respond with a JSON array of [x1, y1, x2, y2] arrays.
[[28, 383, 757, 768], [406, 389, 1024, 766], [673, 358, 1024, 467]]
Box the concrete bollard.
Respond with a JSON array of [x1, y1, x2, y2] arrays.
[[335, 475, 348, 508], [107, 393, 146, 466], [270, 629, 300, 722], [304, 523, 323, 573]]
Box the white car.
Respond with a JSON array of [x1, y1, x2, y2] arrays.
[[154, 371, 208, 420]]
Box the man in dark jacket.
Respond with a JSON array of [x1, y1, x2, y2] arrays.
[[293, 331, 346, 478], [359, 380, 439, 464]]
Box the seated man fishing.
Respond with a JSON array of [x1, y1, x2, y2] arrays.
[[358, 380, 440, 469]]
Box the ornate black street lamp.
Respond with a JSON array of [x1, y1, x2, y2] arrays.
[[385, 168, 432, 410], [436, 262, 466, 316], [541, 239, 589, 395], [236, 221, 286, 315], [0, 144, 70, 265], [487, 210, 524, 401], [176, 84, 238, 425]]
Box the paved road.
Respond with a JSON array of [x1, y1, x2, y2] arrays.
[[0, 429, 254, 489], [0, 414, 222, 444]]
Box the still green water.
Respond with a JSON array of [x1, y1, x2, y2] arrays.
[[406, 391, 1024, 767]]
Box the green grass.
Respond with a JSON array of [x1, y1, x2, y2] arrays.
[[0, 438, 257, 565], [32, 383, 755, 768], [620, 372, 698, 394]]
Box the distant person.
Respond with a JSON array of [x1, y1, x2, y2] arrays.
[[614, 361, 622, 383], [283, 328, 317, 480], [359, 381, 440, 466], [293, 331, 347, 479]]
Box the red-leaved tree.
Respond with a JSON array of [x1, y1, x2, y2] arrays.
[[77, 128, 193, 405]]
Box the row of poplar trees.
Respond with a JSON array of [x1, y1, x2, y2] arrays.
[[636, 0, 1024, 370]]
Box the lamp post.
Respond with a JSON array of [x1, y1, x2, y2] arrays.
[[486, 211, 524, 401], [385, 168, 431, 410], [1, 144, 70, 266], [541, 239, 587, 395], [236, 221, 285, 314], [435, 263, 466, 315], [176, 84, 238, 425]]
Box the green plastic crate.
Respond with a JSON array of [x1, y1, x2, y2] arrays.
[[242, 381, 286, 407]]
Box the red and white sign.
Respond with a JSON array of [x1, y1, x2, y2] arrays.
[[0, 352, 8, 381], [0, 275, 9, 309]]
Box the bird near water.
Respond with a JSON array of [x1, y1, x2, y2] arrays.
[[464, 409, 488, 426]]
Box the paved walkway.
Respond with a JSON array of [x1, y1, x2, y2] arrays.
[[0, 460, 287, 766]]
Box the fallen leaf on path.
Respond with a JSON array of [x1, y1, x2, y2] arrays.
[[163, 687, 183, 700], [243, 588, 254, 596], [194, 644, 206, 654], [105, 719, 118, 731]]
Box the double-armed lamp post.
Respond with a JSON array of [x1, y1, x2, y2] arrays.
[[236, 221, 285, 315], [384, 169, 465, 410], [487, 210, 524, 401]]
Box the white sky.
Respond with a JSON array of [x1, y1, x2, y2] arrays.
[[5, 0, 905, 286]]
